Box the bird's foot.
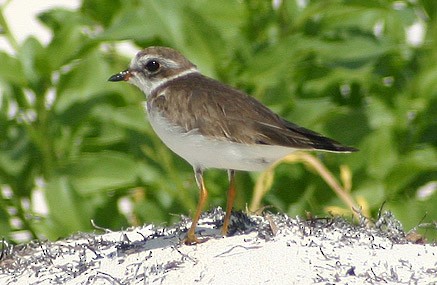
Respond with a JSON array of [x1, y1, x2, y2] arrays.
[[183, 232, 209, 245]]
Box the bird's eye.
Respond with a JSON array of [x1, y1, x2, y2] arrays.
[[144, 60, 160, 72]]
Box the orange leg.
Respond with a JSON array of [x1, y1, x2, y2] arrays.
[[185, 168, 208, 245], [221, 169, 236, 236]]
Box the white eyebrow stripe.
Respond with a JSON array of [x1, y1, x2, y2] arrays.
[[161, 58, 183, 68], [133, 55, 181, 69]]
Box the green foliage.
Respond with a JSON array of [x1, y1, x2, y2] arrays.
[[0, 0, 436, 242]]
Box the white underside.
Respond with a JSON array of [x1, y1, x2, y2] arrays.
[[146, 107, 298, 171]]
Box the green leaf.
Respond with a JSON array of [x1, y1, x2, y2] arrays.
[[100, 0, 185, 45], [178, 7, 227, 78], [362, 129, 398, 180], [315, 36, 394, 63], [42, 9, 90, 70], [17, 37, 48, 91], [387, 193, 437, 239], [0, 52, 26, 86], [366, 97, 396, 128], [240, 35, 305, 90], [353, 179, 387, 208], [385, 147, 437, 194], [0, 204, 12, 239], [66, 151, 141, 194], [81, 0, 122, 27], [43, 175, 92, 238], [0, 142, 29, 179], [91, 105, 149, 133], [55, 49, 112, 113]]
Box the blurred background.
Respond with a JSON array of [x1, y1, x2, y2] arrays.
[[0, 0, 436, 243]]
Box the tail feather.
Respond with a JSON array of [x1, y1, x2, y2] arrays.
[[283, 120, 358, 152]]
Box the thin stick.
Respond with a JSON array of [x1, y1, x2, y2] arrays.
[[250, 152, 360, 219]]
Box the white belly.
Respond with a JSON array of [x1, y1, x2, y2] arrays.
[[147, 110, 297, 171]]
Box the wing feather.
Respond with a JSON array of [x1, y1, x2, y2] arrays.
[[154, 73, 357, 152]]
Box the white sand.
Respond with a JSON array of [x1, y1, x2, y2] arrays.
[[1, 209, 436, 284]]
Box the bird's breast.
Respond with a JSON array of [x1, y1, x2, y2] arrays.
[[147, 111, 297, 171]]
